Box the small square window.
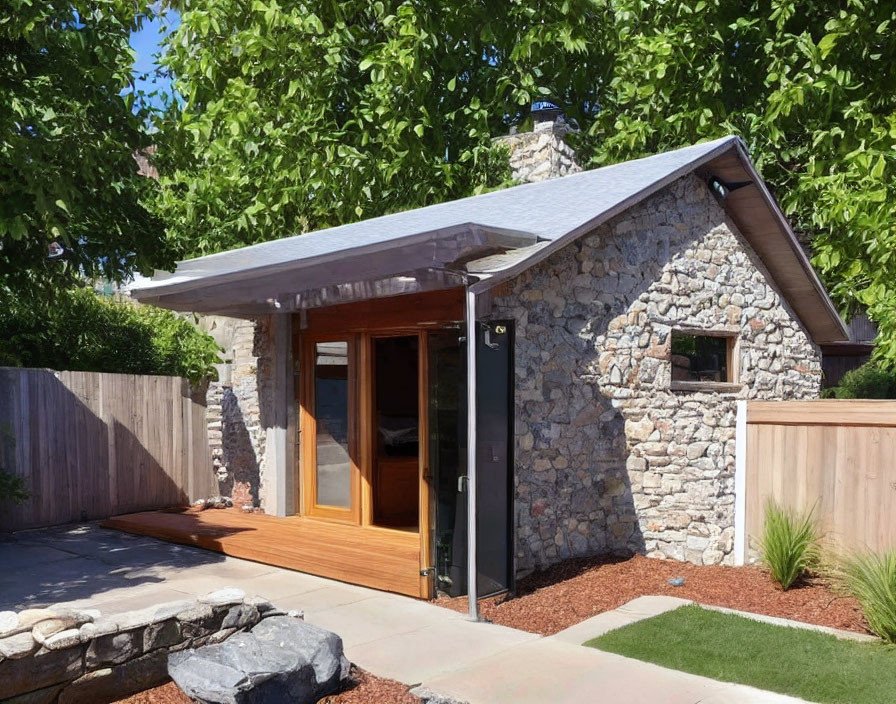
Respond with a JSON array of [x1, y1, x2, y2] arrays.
[[670, 330, 738, 390]]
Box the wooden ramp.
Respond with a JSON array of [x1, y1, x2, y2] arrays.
[[102, 508, 424, 598]]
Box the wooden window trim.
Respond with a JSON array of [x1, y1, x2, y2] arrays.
[[669, 329, 741, 391]]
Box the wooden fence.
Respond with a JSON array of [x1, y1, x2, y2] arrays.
[[739, 400, 896, 558], [0, 368, 215, 532]]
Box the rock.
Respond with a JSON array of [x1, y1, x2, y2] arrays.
[[32, 611, 93, 645], [199, 588, 245, 607], [3, 683, 66, 704], [221, 604, 258, 630], [244, 596, 277, 615], [0, 642, 85, 698], [410, 688, 470, 704], [625, 417, 654, 442], [86, 630, 142, 668], [0, 631, 39, 659], [168, 615, 350, 704], [16, 609, 59, 631], [58, 650, 168, 704], [42, 628, 82, 651], [142, 619, 182, 652], [0, 611, 19, 636]]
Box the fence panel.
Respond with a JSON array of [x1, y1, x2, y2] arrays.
[[0, 368, 215, 531], [744, 400, 896, 555]]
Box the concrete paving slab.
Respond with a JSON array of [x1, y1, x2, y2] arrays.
[[418, 639, 805, 704], [274, 583, 384, 617], [419, 639, 719, 704], [550, 594, 693, 644], [305, 595, 465, 648], [0, 542, 80, 570], [547, 608, 643, 644], [349, 618, 540, 684], [616, 594, 693, 617]]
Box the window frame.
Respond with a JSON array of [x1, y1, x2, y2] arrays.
[[668, 328, 741, 392]]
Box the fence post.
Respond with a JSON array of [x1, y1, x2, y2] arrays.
[[733, 399, 747, 565]]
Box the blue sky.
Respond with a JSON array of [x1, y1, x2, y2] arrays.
[[130, 9, 180, 102]]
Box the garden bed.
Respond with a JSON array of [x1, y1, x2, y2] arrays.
[[113, 667, 420, 704], [588, 605, 894, 704], [436, 554, 868, 636]]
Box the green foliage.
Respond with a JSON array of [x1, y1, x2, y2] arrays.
[[151, 0, 609, 255], [0, 1, 174, 291], [0, 287, 221, 383], [0, 468, 29, 505], [580, 0, 896, 363], [758, 500, 820, 590], [153, 1, 896, 364], [823, 361, 896, 399], [840, 551, 896, 643], [588, 605, 896, 703]]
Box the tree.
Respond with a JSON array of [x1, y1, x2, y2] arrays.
[[156, 0, 896, 363], [0, 0, 174, 291], [578, 0, 896, 362], [150, 0, 610, 255]]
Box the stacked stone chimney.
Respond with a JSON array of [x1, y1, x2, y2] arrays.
[[494, 105, 582, 183]]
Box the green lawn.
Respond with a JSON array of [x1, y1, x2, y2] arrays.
[[586, 605, 896, 704]]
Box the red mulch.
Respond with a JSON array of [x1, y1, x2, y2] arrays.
[[114, 683, 191, 704], [319, 666, 421, 704], [436, 554, 869, 636], [113, 667, 419, 704]]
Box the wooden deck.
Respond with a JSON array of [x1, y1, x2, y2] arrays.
[[101, 507, 424, 597]]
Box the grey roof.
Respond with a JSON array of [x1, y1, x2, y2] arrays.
[[132, 137, 737, 295], [130, 135, 849, 342]]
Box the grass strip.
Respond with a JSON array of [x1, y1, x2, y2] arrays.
[[586, 605, 896, 704]]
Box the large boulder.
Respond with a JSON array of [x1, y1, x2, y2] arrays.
[[168, 615, 350, 704]]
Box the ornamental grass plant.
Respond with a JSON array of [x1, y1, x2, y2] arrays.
[[840, 550, 896, 644], [758, 500, 820, 590]]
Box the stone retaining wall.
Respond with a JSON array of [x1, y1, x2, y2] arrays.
[[488, 174, 821, 575], [0, 589, 277, 703]]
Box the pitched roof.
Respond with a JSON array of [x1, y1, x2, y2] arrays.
[[130, 136, 848, 343]]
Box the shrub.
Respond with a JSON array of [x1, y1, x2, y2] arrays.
[[0, 287, 221, 383], [823, 362, 896, 399], [0, 468, 29, 504], [758, 500, 820, 590], [841, 551, 896, 643]]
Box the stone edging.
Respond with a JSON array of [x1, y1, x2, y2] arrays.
[[0, 588, 289, 703]]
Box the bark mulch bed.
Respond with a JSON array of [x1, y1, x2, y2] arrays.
[[113, 667, 420, 704], [436, 554, 868, 637]]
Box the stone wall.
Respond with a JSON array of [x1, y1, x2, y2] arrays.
[[201, 316, 275, 510], [488, 174, 822, 575], [0, 589, 276, 704]]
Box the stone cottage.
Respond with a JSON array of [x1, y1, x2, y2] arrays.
[[129, 130, 848, 600]]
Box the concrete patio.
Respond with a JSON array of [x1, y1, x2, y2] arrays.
[[1, 523, 807, 703]]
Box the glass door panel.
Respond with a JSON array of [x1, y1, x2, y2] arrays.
[[314, 341, 351, 508]]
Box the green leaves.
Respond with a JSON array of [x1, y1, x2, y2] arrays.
[[583, 0, 896, 366], [1, 1, 171, 292], [150, 0, 607, 256]]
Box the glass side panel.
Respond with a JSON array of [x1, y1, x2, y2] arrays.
[[314, 341, 351, 508], [427, 331, 465, 596]]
